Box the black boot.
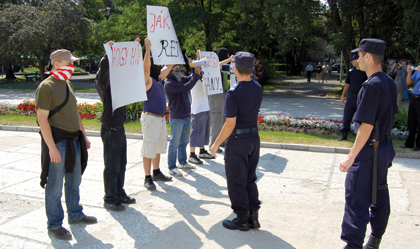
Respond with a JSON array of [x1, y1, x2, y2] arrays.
[[343, 245, 354, 249], [248, 210, 261, 229], [337, 132, 348, 141], [363, 234, 381, 249], [222, 213, 250, 231]]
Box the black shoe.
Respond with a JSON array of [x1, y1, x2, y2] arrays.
[[153, 172, 172, 181], [144, 178, 156, 190], [337, 132, 348, 141], [222, 214, 250, 231], [343, 245, 354, 249], [413, 147, 420, 151], [199, 150, 215, 159], [188, 154, 203, 164], [120, 196, 136, 204], [401, 144, 413, 149], [216, 148, 223, 153], [248, 210, 261, 229], [363, 234, 381, 249], [48, 226, 72, 240], [104, 202, 125, 212], [69, 215, 97, 225]]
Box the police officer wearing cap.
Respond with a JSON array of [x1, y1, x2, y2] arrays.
[[210, 51, 263, 231], [339, 39, 397, 249], [338, 54, 368, 141]]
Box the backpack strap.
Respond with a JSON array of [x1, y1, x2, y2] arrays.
[[48, 82, 70, 119]]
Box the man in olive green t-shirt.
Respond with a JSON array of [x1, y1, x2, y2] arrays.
[[35, 49, 97, 240]]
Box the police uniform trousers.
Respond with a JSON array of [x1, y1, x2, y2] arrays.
[[224, 129, 261, 215], [341, 140, 395, 249], [405, 96, 420, 148], [341, 95, 357, 133]]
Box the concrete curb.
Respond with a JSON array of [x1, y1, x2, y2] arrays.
[[1, 124, 419, 159]]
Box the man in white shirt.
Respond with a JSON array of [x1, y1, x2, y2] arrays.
[[188, 50, 215, 164], [306, 62, 314, 83]]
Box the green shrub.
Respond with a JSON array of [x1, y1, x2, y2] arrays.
[[74, 67, 86, 73], [126, 101, 144, 120], [20, 67, 40, 74], [394, 106, 408, 131]]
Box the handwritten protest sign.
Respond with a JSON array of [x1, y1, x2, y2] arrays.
[[200, 51, 223, 95], [147, 5, 184, 65], [103, 41, 147, 112]]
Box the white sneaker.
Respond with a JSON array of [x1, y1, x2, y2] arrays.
[[178, 163, 196, 169], [169, 167, 183, 177]]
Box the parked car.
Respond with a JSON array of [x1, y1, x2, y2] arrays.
[[332, 62, 341, 72]]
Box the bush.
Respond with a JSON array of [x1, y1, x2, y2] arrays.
[[394, 106, 408, 131], [126, 101, 144, 121]]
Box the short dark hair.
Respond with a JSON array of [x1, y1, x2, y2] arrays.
[[235, 65, 253, 75], [361, 51, 383, 65]]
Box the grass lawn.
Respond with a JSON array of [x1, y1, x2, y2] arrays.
[[0, 115, 409, 153], [0, 77, 28, 84], [328, 81, 345, 98], [263, 81, 294, 92]]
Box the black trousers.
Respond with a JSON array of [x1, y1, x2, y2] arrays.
[[405, 97, 420, 148], [224, 130, 261, 215], [307, 71, 312, 82], [101, 125, 128, 204]]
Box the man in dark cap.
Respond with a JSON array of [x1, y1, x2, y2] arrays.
[[210, 51, 263, 231], [338, 54, 368, 141], [339, 39, 397, 249]]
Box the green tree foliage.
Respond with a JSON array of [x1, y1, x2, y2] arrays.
[[0, 0, 93, 79]]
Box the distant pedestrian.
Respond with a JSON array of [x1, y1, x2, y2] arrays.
[[316, 62, 322, 83], [322, 62, 329, 83], [402, 65, 420, 151], [306, 62, 313, 83]]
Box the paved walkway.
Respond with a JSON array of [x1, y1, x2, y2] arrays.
[[0, 129, 419, 249]]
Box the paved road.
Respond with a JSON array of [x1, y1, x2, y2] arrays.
[[0, 129, 418, 249]]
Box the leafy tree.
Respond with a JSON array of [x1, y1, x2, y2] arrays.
[[0, 0, 93, 80]]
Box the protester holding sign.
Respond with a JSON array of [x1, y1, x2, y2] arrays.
[[95, 39, 138, 212], [188, 50, 216, 165], [164, 62, 202, 176], [209, 47, 234, 153], [141, 38, 174, 190]]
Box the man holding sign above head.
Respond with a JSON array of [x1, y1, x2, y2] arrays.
[[141, 38, 174, 190], [95, 39, 139, 212], [164, 60, 202, 177]]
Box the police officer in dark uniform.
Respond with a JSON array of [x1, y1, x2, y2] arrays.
[[210, 51, 263, 231], [339, 39, 397, 249], [338, 54, 368, 141]]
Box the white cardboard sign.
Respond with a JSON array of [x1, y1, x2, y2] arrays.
[[200, 51, 223, 95], [147, 5, 184, 65], [103, 41, 147, 112]]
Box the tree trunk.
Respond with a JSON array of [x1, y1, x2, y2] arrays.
[[5, 64, 16, 80]]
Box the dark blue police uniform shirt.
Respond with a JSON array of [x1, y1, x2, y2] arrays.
[[224, 80, 263, 129], [345, 68, 368, 94], [353, 72, 397, 137]]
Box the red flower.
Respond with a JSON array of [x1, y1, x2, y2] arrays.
[[257, 116, 264, 123]]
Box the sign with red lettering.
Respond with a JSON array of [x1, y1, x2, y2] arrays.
[[147, 5, 184, 65], [200, 51, 223, 95], [103, 41, 147, 112]]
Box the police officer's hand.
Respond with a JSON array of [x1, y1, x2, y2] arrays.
[[339, 156, 354, 172], [210, 144, 218, 158], [340, 96, 345, 106]]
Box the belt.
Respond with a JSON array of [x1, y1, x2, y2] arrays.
[[413, 95, 420, 99], [143, 111, 165, 118], [348, 93, 357, 98], [233, 127, 258, 135], [370, 135, 390, 143]]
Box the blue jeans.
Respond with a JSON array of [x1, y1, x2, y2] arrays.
[[168, 117, 191, 169], [45, 139, 85, 230], [101, 126, 128, 204]]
